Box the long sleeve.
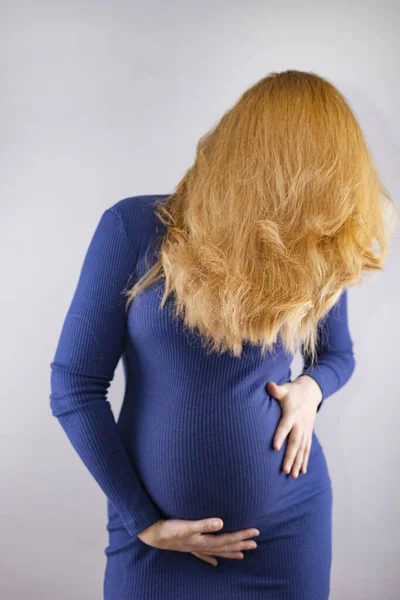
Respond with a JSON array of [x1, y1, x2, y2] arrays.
[[298, 288, 356, 412], [49, 206, 164, 537]]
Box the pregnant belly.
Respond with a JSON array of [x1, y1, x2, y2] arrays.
[[131, 391, 321, 532]]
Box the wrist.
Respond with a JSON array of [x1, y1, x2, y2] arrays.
[[294, 374, 323, 407]]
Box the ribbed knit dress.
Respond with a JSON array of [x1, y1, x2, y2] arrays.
[[49, 194, 356, 600]]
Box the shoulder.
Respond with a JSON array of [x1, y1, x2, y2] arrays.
[[105, 193, 170, 259], [108, 194, 169, 229], [109, 193, 169, 216]]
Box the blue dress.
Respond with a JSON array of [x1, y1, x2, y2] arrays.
[[49, 194, 356, 599]]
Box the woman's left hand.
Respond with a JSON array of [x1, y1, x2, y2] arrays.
[[266, 376, 323, 478]]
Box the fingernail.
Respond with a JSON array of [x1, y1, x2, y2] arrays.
[[213, 520, 220, 528]]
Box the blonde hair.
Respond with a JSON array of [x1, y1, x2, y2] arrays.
[[124, 69, 397, 364]]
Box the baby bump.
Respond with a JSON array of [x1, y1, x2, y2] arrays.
[[131, 392, 325, 532]]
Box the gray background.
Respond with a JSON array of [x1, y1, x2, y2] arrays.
[[1, 1, 399, 599]]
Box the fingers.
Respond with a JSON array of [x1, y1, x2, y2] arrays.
[[291, 439, 306, 478], [214, 551, 244, 559], [282, 425, 303, 474], [188, 518, 259, 542], [186, 519, 259, 555], [191, 550, 250, 564], [300, 438, 311, 474], [281, 428, 313, 478], [200, 528, 259, 551], [202, 537, 258, 553], [157, 518, 259, 558], [186, 518, 224, 535], [273, 416, 292, 451], [191, 551, 218, 566], [191, 547, 255, 566]]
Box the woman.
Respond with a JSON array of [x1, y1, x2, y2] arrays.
[[49, 70, 396, 599]]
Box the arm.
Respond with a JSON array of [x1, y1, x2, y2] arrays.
[[296, 288, 356, 412], [49, 206, 163, 537]]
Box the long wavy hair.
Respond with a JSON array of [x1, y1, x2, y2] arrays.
[[123, 69, 397, 364]]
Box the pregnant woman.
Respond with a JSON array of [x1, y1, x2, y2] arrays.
[[49, 70, 395, 599]]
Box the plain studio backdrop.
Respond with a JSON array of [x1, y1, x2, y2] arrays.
[[1, 2, 399, 599]]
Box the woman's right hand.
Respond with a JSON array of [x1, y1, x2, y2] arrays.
[[137, 517, 260, 566]]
